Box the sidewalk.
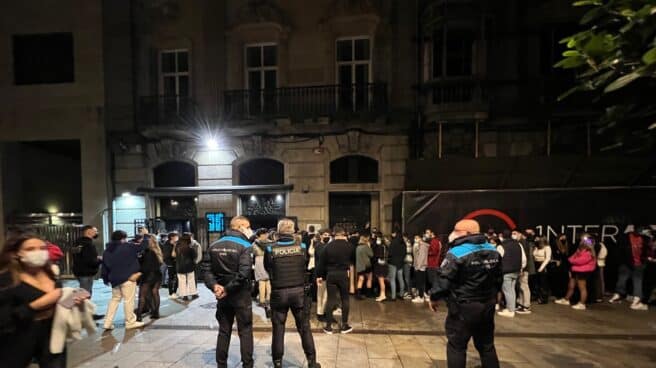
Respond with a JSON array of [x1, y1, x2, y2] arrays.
[[64, 280, 656, 367]]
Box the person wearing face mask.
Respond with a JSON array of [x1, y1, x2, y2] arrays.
[[550, 234, 571, 299], [72, 225, 104, 320], [355, 234, 374, 299], [203, 216, 255, 368], [0, 232, 76, 368], [313, 229, 331, 321], [496, 230, 526, 318], [425, 229, 442, 298], [532, 237, 552, 304], [515, 230, 535, 315], [402, 233, 414, 299], [372, 234, 390, 302], [412, 235, 430, 303]]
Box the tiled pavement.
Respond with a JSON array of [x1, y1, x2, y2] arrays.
[[63, 280, 656, 368]]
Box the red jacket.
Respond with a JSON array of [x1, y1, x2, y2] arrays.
[[427, 238, 442, 268], [569, 249, 596, 273]]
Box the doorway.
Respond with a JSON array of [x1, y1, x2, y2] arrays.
[[329, 193, 371, 233]]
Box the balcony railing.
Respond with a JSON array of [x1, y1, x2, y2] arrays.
[[426, 78, 487, 105], [224, 83, 388, 121], [137, 95, 197, 129]]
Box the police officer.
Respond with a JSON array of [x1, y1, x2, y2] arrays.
[[428, 219, 502, 368], [203, 216, 254, 368], [264, 218, 321, 368]]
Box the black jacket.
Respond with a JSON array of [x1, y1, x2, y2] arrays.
[[139, 248, 163, 283], [175, 244, 197, 274], [203, 230, 253, 296], [72, 236, 100, 277], [161, 240, 176, 266], [316, 239, 354, 279], [429, 234, 502, 303], [500, 239, 522, 274], [388, 236, 406, 268]]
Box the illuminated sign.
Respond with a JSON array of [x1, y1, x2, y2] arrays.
[[206, 212, 225, 233]]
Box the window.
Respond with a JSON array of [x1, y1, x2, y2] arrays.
[[330, 155, 378, 183], [432, 28, 474, 78], [336, 37, 371, 111], [13, 33, 74, 85], [159, 50, 190, 113], [245, 44, 278, 115]]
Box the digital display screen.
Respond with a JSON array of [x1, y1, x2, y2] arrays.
[[206, 212, 225, 233]]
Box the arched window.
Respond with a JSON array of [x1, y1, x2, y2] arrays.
[[239, 158, 284, 185], [330, 155, 378, 183], [153, 161, 196, 187]]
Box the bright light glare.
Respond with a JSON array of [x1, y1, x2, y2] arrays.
[[206, 137, 219, 150], [649, 122, 656, 130], [275, 194, 283, 201], [121, 192, 131, 197], [250, 195, 257, 201]]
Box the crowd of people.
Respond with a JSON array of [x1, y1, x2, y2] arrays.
[[1, 219, 655, 367]]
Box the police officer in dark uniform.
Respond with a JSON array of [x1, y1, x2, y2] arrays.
[[203, 216, 254, 368], [264, 218, 321, 368], [428, 219, 502, 368]]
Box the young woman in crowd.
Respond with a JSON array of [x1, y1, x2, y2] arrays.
[[550, 234, 571, 298], [173, 233, 198, 301], [532, 237, 552, 304], [0, 233, 74, 367], [555, 234, 596, 310], [372, 234, 390, 302], [253, 229, 271, 308], [593, 235, 608, 303], [412, 234, 429, 303], [355, 234, 373, 300], [136, 235, 164, 321]]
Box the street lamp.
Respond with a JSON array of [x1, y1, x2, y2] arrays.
[[206, 137, 219, 150]]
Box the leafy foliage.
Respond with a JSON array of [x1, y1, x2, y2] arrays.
[[556, 0, 656, 126]]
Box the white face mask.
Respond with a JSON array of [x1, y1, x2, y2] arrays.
[[376, 239, 382, 245], [511, 234, 519, 241], [448, 232, 457, 243], [21, 249, 49, 268]]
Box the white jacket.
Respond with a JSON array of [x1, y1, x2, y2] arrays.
[[50, 287, 97, 354], [597, 242, 608, 267]]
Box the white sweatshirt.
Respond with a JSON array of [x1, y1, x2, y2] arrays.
[[533, 246, 552, 272]]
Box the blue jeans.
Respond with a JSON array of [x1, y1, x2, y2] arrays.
[[387, 265, 405, 299], [615, 264, 646, 300], [78, 276, 94, 297], [502, 273, 519, 312], [403, 263, 412, 291]]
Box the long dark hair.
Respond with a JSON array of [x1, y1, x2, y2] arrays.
[[176, 233, 192, 257], [0, 232, 55, 287]]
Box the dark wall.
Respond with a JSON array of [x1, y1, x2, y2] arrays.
[[405, 156, 656, 190], [2, 140, 82, 216]]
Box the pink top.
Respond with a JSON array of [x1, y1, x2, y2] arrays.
[[569, 249, 596, 273]]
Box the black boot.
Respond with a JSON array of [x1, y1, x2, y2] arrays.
[[307, 356, 322, 368], [356, 288, 365, 300]]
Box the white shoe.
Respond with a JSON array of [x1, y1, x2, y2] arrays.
[[334, 308, 342, 315], [412, 297, 424, 303], [495, 304, 500, 311], [608, 293, 621, 303], [103, 324, 115, 330], [631, 296, 641, 305], [375, 295, 387, 302], [631, 302, 649, 311], [169, 293, 178, 299], [571, 303, 586, 310], [497, 309, 515, 318], [554, 298, 570, 305], [125, 321, 145, 329]]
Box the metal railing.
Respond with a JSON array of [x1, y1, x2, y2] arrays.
[[137, 95, 197, 129], [224, 83, 388, 120], [425, 77, 487, 105]]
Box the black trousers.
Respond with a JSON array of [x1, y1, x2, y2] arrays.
[[444, 300, 499, 368], [326, 270, 350, 325], [415, 270, 427, 296], [215, 290, 253, 368], [0, 318, 66, 368], [166, 265, 177, 295], [270, 286, 316, 362]]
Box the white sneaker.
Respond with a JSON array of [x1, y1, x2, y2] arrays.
[[554, 298, 570, 305], [571, 303, 586, 310], [497, 309, 515, 318], [495, 304, 500, 311], [334, 308, 342, 315], [125, 321, 145, 329], [609, 293, 621, 303], [630, 302, 649, 311], [412, 297, 424, 303], [169, 293, 178, 299], [631, 296, 641, 305], [375, 295, 387, 302]]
